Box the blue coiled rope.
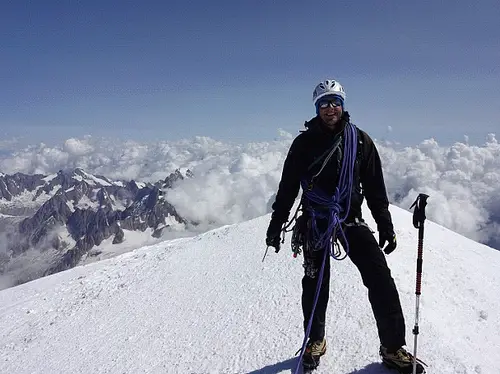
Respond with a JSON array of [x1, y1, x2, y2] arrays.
[[294, 122, 358, 373]]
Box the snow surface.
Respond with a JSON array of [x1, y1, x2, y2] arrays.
[[1, 203, 499, 374], [135, 181, 146, 189], [42, 173, 57, 182], [108, 193, 127, 211], [0, 213, 16, 219], [76, 169, 113, 186], [74, 194, 100, 211], [77, 227, 186, 267], [0, 189, 53, 215]]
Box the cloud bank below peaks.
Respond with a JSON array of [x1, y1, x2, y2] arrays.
[[0, 132, 499, 249]]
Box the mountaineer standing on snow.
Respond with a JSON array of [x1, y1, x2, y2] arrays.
[[265, 79, 425, 373]]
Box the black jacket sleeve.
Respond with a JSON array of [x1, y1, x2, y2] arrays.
[[359, 131, 394, 233], [269, 136, 304, 225]]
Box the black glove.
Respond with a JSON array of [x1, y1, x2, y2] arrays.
[[266, 218, 283, 252], [266, 234, 281, 252], [379, 229, 397, 255]]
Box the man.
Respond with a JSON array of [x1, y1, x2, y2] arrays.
[[266, 79, 425, 373]]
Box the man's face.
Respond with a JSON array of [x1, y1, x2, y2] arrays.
[[317, 96, 343, 129]]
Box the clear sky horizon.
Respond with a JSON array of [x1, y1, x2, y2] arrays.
[[1, 1, 499, 146]]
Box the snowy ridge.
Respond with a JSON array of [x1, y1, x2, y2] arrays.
[[70, 168, 112, 186], [1, 203, 499, 373], [0, 168, 119, 215]]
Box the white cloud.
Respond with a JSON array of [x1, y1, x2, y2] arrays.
[[0, 132, 499, 250], [377, 133, 500, 247], [63, 137, 94, 156]]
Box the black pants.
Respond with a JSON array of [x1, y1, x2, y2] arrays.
[[301, 224, 406, 351]]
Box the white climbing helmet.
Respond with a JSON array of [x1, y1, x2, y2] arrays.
[[312, 79, 346, 106]]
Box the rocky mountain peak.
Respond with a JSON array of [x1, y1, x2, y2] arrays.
[[0, 172, 46, 201], [1, 168, 193, 288]]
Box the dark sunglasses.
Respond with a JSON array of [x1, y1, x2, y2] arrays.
[[318, 97, 343, 109]]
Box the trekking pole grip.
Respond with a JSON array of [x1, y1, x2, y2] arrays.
[[410, 193, 429, 295], [409, 193, 429, 374], [410, 193, 429, 229]]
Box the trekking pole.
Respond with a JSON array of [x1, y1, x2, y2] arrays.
[[409, 193, 429, 374]]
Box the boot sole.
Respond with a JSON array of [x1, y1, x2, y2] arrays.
[[382, 359, 426, 374]]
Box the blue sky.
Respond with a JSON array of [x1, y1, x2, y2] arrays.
[[1, 0, 499, 146]]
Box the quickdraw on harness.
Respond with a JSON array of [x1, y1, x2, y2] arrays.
[[283, 122, 358, 259]]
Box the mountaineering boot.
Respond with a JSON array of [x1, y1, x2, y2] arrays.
[[302, 338, 327, 371], [379, 345, 426, 373]]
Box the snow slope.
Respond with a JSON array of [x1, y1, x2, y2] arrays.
[[1, 203, 499, 374]]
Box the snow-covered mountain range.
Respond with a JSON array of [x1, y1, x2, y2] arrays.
[[0, 168, 190, 289], [0, 202, 499, 373]]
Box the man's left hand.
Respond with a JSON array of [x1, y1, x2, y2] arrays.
[[265, 234, 281, 252], [266, 218, 283, 252], [379, 230, 397, 254]]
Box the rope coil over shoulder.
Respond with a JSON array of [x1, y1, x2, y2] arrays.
[[286, 122, 358, 258], [292, 122, 358, 373]]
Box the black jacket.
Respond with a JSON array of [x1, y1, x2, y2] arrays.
[[270, 111, 393, 234]]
